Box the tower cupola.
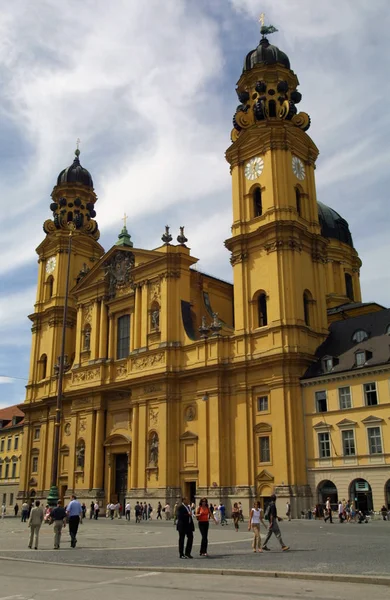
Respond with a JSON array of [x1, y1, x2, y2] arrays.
[[57, 148, 94, 188], [231, 21, 311, 142], [43, 147, 100, 240]]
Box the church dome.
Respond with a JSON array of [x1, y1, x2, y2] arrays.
[[57, 149, 94, 188], [244, 37, 290, 72], [317, 201, 353, 248]]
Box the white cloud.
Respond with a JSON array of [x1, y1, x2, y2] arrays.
[[1, 1, 390, 404], [0, 377, 15, 384]]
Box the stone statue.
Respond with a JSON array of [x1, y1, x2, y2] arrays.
[[151, 308, 160, 329], [84, 327, 91, 351], [76, 443, 85, 469], [149, 433, 159, 466], [104, 250, 135, 298]]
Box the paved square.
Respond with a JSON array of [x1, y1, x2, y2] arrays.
[[0, 516, 389, 578]]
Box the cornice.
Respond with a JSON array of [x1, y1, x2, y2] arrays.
[[301, 364, 390, 387]]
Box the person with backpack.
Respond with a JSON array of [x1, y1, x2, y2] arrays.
[[262, 494, 289, 552]]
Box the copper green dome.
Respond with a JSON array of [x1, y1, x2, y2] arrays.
[[244, 37, 290, 72], [317, 201, 353, 248], [57, 149, 94, 188]]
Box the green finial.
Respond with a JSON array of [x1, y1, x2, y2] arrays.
[[75, 138, 81, 157], [115, 213, 133, 247], [258, 12, 278, 37]]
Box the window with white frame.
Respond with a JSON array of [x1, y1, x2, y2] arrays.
[[259, 436, 271, 462], [318, 432, 331, 458], [364, 382, 378, 406], [34, 428, 40, 441], [32, 456, 38, 473], [315, 390, 327, 413], [257, 396, 269, 412], [367, 427, 382, 454], [342, 429, 356, 456], [338, 386, 352, 409], [355, 351, 366, 367]]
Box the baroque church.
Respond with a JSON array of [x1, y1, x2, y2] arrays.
[[19, 24, 390, 516]]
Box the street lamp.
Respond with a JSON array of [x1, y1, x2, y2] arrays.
[[47, 222, 75, 507]]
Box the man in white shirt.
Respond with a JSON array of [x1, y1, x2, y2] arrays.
[[109, 502, 115, 519], [93, 502, 100, 520], [125, 502, 131, 521], [324, 497, 333, 523]]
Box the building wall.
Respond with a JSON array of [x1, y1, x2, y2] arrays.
[[0, 425, 23, 510], [303, 368, 390, 511]]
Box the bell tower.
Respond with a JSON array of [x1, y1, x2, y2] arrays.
[[26, 148, 104, 400], [225, 21, 329, 358]]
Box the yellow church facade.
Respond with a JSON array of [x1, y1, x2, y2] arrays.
[[19, 25, 390, 515]]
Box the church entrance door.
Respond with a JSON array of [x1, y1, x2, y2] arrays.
[[115, 453, 128, 513]]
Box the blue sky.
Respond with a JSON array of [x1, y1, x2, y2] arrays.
[[1, 0, 390, 407]]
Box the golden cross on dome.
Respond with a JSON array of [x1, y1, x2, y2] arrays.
[[122, 212, 128, 228], [259, 12, 265, 26]]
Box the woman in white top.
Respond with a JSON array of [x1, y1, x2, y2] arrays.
[[248, 501, 267, 552]]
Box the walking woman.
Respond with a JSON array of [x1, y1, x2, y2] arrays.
[[196, 497, 218, 556], [232, 502, 240, 531], [248, 501, 267, 553]]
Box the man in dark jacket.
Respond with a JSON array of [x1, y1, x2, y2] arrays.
[[262, 494, 289, 552], [51, 500, 67, 549], [176, 497, 194, 559]]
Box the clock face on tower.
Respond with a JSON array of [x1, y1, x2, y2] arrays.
[[292, 156, 305, 180], [45, 256, 57, 274], [244, 156, 264, 181]]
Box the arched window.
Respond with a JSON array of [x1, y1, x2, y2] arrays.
[[257, 293, 268, 327], [150, 301, 160, 331], [253, 187, 262, 217], [303, 291, 311, 326], [117, 314, 130, 359], [45, 276, 54, 300], [295, 187, 301, 216], [76, 440, 85, 470], [83, 324, 91, 351], [39, 354, 47, 380], [345, 273, 354, 301]]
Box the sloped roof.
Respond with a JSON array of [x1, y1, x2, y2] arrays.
[[303, 308, 390, 379], [0, 405, 25, 430]]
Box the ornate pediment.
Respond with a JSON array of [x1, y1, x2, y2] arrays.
[[361, 415, 384, 424], [313, 421, 332, 430], [180, 431, 198, 441], [103, 250, 135, 298], [336, 418, 357, 428], [104, 433, 132, 446], [254, 422, 272, 433], [256, 469, 274, 482]]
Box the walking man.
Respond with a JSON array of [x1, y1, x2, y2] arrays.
[[90, 501, 94, 519], [21, 501, 29, 522], [262, 494, 289, 552], [28, 500, 44, 549], [125, 501, 131, 521], [285, 501, 291, 521], [51, 500, 67, 549], [324, 497, 333, 523], [66, 494, 82, 548], [176, 497, 194, 559], [94, 501, 100, 520]]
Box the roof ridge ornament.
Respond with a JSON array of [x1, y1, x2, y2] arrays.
[[75, 137, 81, 158]]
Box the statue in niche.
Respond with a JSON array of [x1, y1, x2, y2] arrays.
[[84, 327, 91, 351], [149, 432, 159, 466], [76, 442, 85, 470], [151, 308, 160, 330]]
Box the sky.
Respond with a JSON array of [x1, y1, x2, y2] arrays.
[[1, 0, 390, 408]]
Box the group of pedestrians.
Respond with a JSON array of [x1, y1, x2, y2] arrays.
[[176, 493, 289, 559], [26, 495, 83, 550]]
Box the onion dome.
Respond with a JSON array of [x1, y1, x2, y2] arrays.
[[244, 37, 290, 72], [57, 148, 94, 188], [317, 201, 354, 248]]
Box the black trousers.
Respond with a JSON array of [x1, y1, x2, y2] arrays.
[[324, 511, 333, 523], [178, 527, 193, 557], [68, 516, 80, 544], [198, 521, 209, 554]]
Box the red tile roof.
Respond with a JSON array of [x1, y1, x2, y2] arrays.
[[0, 405, 25, 430]]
